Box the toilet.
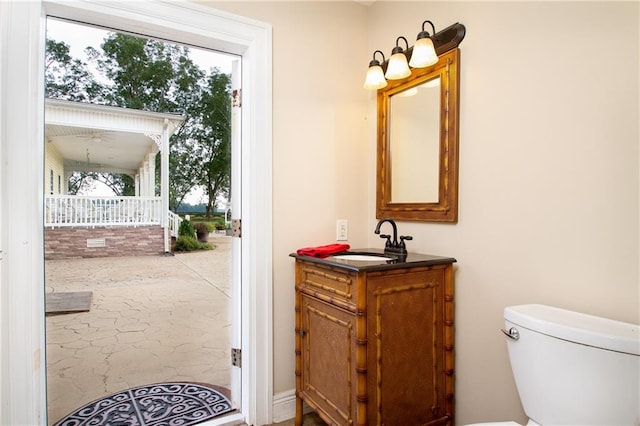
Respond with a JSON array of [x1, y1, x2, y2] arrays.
[[470, 304, 640, 426]]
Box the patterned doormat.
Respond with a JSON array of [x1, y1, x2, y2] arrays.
[[53, 382, 234, 426]]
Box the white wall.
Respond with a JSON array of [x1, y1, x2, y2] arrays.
[[210, 1, 640, 424], [367, 2, 640, 424]]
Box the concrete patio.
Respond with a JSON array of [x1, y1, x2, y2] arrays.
[[45, 234, 232, 424]]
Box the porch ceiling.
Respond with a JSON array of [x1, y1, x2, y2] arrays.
[[46, 124, 156, 174], [45, 99, 185, 176]]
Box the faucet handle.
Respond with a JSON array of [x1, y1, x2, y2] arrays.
[[379, 234, 392, 247], [399, 235, 413, 249]]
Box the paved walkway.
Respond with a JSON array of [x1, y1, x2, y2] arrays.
[[45, 235, 232, 425]]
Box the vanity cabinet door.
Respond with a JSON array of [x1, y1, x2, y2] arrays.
[[299, 294, 357, 425], [366, 267, 451, 425]]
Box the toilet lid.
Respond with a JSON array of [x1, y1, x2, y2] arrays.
[[505, 304, 639, 355]]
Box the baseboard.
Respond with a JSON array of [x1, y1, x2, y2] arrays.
[[272, 389, 314, 423], [272, 389, 296, 423]]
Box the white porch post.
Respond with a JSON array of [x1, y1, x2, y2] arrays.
[[138, 167, 144, 196], [134, 174, 140, 197], [147, 152, 156, 196], [161, 119, 169, 253], [141, 161, 149, 196]]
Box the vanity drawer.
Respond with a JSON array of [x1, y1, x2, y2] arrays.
[[296, 262, 356, 310]]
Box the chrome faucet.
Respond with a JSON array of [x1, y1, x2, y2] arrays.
[[374, 218, 412, 256]]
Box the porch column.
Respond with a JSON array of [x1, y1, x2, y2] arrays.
[[161, 119, 170, 253], [134, 174, 140, 197], [141, 161, 149, 196], [139, 166, 145, 197], [147, 152, 156, 196]]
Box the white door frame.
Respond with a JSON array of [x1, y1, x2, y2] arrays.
[[0, 2, 273, 425], [230, 59, 242, 412]]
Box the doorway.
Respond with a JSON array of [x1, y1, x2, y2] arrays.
[[43, 14, 242, 425], [0, 2, 272, 425]]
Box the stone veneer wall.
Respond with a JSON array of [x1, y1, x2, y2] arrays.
[[45, 226, 165, 260]]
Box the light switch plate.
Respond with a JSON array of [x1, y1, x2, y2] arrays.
[[336, 219, 348, 241]]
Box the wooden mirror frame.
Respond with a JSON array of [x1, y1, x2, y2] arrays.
[[376, 48, 460, 222]]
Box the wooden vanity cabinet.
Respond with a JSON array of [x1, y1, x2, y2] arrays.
[[294, 256, 455, 426]]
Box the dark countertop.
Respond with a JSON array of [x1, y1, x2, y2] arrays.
[[290, 248, 456, 272]]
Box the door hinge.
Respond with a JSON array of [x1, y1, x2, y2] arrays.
[[232, 89, 242, 108], [232, 219, 242, 238], [231, 347, 242, 367]]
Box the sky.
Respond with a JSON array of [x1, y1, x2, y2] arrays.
[[46, 17, 236, 205], [46, 17, 235, 75]]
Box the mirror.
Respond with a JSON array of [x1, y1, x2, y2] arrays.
[[389, 76, 441, 203], [376, 48, 460, 222]]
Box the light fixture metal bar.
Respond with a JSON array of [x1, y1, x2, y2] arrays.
[[432, 22, 466, 55]]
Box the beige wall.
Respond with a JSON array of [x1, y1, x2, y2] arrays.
[[208, 1, 639, 424], [366, 2, 639, 424], [207, 0, 372, 396]]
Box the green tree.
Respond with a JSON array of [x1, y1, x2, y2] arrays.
[[45, 39, 103, 102], [88, 34, 183, 111], [66, 172, 134, 196], [46, 32, 232, 211], [99, 173, 136, 196], [87, 33, 231, 211], [198, 72, 231, 216], [46, 37, 160, 197], [67, 172, 97, 195]]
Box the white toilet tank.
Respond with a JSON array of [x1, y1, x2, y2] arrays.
[[503, 304, 639, 426]]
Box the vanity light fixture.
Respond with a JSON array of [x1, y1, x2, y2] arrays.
[[409, 20, 438, 68], [364, 20, 466, 90], [385, 36, 411, 80], [363, 50, 388, 90]]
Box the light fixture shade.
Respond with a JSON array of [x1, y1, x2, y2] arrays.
[[363, 64, 387, 90], [385, 52, 411, 80], [409, 37, 438, 68]]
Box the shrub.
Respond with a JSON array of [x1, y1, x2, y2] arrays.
[[178, 219, 195, 238], [174, 235, 213, 251], [193, 222, 209, 234]]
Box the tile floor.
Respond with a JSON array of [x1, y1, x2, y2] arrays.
[[45, 235, 232, 424]]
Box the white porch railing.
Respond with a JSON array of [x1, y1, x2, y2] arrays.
[[167, 210, 183, 238], [45, 195, 163, 228]]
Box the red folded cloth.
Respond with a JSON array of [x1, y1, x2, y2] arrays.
[[296, 243, 350, 258]]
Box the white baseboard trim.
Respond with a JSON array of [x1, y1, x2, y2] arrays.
[[272, 389, 314, 423], [272, 389, 296, 423]]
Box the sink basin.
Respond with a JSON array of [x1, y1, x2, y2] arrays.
[[332, 254, 394, 262]]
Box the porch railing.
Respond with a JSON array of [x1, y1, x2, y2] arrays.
[[167, 210, 183, 238], [45, 195, 163, 228]]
